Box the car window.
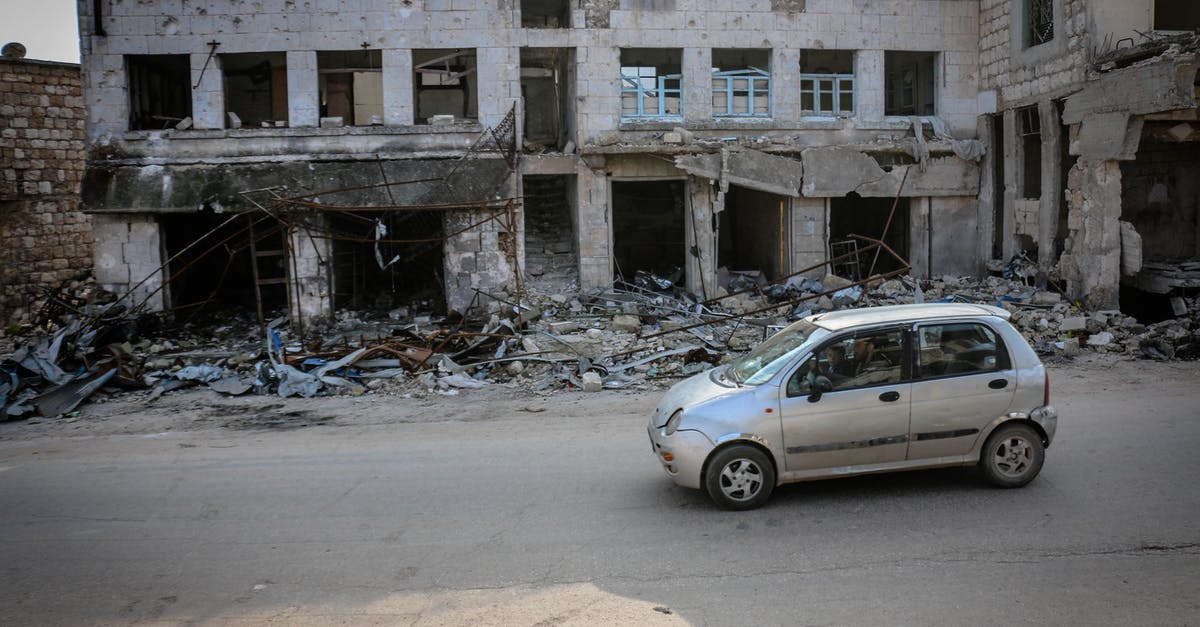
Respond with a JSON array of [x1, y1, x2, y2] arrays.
[[727, 319, 827, 386], [915, 322, 1008, 379], [787, 328, 905, 396]]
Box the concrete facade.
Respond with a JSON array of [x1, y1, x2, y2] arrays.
[[78, 0, 1197, 321], [0, 56, 91, 324]]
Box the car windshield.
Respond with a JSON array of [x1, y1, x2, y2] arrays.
[[726, 320, 827, 386]]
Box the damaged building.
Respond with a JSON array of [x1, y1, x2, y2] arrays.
[[75, 0, 1199, 325]]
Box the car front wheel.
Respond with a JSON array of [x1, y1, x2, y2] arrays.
[[704, 444, 776, 510], [980, 423, 1045, 488]]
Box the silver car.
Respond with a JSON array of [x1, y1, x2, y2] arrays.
[[647, 303, 1058, 510]]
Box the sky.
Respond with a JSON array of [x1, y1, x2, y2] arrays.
[[0, 0, 81, 63]]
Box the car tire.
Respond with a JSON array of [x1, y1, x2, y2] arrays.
[[979, 423, 1045, 488], [704, 444, 776, 510]]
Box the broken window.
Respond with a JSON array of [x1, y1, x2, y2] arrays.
[[712, 49, 771, 117], [799, 49, 854, 116], [620, 49, 682, 119], [1025, 0, 1054, 47], [521, 48, 574, 150], [1154, 1, 1200, 30], [521, 0, 570, 28], [884, 51, 936, 116], [1018, 105, 1041, 199], [318, 50, 383, 126], [126, 54, 192, 130], [413, 49, 478, 124], [221, 52, 288, 128]]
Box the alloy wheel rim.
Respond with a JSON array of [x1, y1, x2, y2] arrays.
[[719, 458, 763, 500], [993, 436, 1033, 478]]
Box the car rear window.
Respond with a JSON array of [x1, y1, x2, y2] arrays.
[[915, 322, 1010, 378]]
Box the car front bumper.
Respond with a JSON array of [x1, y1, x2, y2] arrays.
[[647, 425, 714, 490]]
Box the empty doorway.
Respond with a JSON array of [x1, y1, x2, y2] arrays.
[[830, 195, 910, 277], [718, 185, 788, 279], [611, 180, 686, 284]]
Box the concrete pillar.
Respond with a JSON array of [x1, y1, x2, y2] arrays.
[[1062, 160, 1122, 309], [855, 50, 885, 123], [92, 214, 165, 312], [1001, 107, 1019, 260], [287, 50, 319, 128], [576, 161, 613, 289], [773, 48, 801, 124], [790, 197, 826, 279], [1038, 100, 1062, 270], [477, 47, 519, 128], [909, 197, 931, 279], [683, 47, 711, 124], [289, 214, 332, 324], [685, 176, 716, 300], [191, 52, 225, 130], [977, 114, 998, 269], [382, 49, 414, 126]]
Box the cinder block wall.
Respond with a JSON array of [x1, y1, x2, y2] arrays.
[[0, 58, 92, 325]]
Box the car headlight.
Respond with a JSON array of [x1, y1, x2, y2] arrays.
[[664, 410, 683, 435]]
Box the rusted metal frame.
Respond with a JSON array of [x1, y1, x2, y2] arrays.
[[868, 164, 911, 278], [281, 177, 444, 202], [414, 290, 484, 370], [278, 206, 508, 245], [700, 237, 886, 307], [504, 199, 523, 307], [279, 197, 514, 212]]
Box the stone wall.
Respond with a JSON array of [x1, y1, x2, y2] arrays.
[[0, 58, 91, 324]]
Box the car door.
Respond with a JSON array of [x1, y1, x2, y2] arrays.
[[907, 321, 1017, 460], [779, 327, 911, 472]]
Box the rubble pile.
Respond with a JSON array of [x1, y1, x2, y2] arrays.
[[2, 271, 1198, 420]]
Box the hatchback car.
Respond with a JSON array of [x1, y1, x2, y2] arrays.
[[647, 303, 1057, 510]]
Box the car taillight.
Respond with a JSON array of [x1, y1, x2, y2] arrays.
[[1043, 370, 1051, 406]]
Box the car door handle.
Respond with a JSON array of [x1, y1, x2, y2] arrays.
[[988, 379, 1008, 389], [878, 391, 901, 402]]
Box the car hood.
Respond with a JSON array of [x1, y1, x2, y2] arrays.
[[650, 366, 744, 428]]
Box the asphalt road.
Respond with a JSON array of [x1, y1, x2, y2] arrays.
[[2, 371, 1199, 625]]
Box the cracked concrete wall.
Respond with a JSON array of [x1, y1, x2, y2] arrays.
[[91, 213, 163, 312], [289, 214, 333, 324], [800, 147, 980, 198], [1062, 160, 1122, 309]]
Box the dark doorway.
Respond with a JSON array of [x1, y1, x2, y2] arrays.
[[830, 195, 910, 276], [523, 174, 578, 288], [520, 48, 574, 151], [161, 212, 286, 316], [719, 185, 788, 279], [329, 210, 446, 315], [992, 113, 1006, 260], [612, 180, 686, 283]]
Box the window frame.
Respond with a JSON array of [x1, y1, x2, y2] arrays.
[[799, 73, 855, 117], [712, 67, 772, 118], [620, 65, 683, 119], [786, 326, 909, 397], [912, 322, 1012, 382]]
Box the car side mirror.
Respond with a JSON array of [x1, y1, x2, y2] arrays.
[[807, 375, 833, 402]]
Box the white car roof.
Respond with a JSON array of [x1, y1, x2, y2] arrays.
[[807, 303, 1011, 332]]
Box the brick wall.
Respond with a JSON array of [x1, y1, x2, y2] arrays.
[[0, 57, 92, 324]]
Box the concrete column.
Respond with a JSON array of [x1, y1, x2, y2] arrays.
[[575, 161, 613, 289], [977, 114, 998, 269], [287, 50, 319, 128], [84, 52, 128, 140], [1001, 107, 1019, 260], [772, 48, 801, 124], [382, 49, 414, 126], [683, 47, 711, 124], [289, 214, 333, 324], [1062, 160, 1122, 310], [191, 52, 225, 130], [909, 197, 931, 279], [790, 197, 826, 279], [855, 50, 885, 123], [1038, 100, 1062, 270], [477, 47, 519, 128], [685, 176, 716, 300], [92, 214, 165, 312]]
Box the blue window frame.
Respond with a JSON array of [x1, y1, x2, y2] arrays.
[[800, 74, 855, 116], [620, 66, 682, 118], [712, 68, 771, 117]]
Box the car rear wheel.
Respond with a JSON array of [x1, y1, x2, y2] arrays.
[[979, 423, 1044, 488], [705, 444, 775, 510]]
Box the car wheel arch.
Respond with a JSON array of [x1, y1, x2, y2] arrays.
[[701, 439, 780, 489], [972, 418, 1050, 459]]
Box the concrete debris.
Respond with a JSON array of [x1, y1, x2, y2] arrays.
[[4, 262, 1200, 422]]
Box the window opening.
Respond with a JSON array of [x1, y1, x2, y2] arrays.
[[1026, 0, 1054, 47], [799, 49, 854, 116], [788, 329, 905, 396], [413, 49, 478, 124], [318, 49, 383, 126], [221, 52, 287, 128], [712, 49, 771, 117], [884, 51, 936, 116], [620, 49, 682, 119], [521, 48, 574, 150], [915, 323, 1007, 379], [1018, 105, 1042, 200], [1154, 1, 1200, 30], [521, 0, 570, 28], [126, 54, 192, 130]]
